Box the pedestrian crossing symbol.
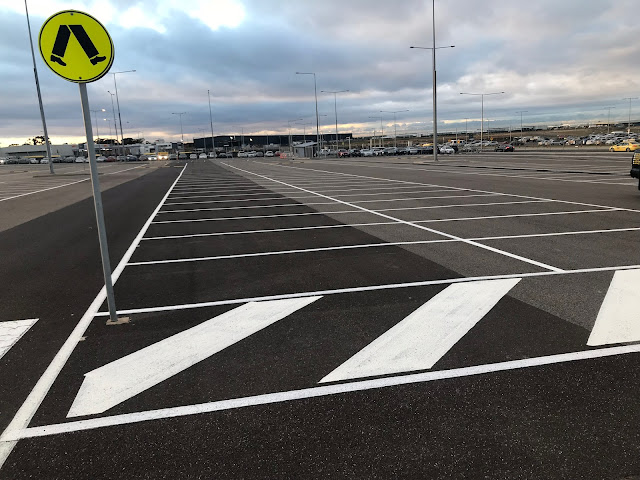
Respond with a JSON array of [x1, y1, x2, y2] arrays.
[[39, 10, 114, 83]]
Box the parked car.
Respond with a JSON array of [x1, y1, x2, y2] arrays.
[[265, 151, 274, 157], [237, 152, 247, 158], [439, 145, 455, 154], [147, 155, 157, 161], [75, 157, 85, 163], [169, 154, 178, 160], [610, 140, 640, 152], [199, 153, 207, 159], [96, 156, 106, 162], [405, 147, 419, 155], [338, 149, 349, 157], [126, 155, 138, 161], [208, 152, 217, 158], [179, 153, 187, 159], [106, 156, 117, 162], [29, 158, 40, 164], [495, 143, 514, 152], [360, 149, 375, 157], [384, 147, 398, 155], [189, 154, 197, 159]]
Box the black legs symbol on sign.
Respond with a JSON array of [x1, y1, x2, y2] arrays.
[[50, 25, 106, 67]]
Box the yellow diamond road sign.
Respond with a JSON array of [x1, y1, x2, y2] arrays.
[[39, 10, 114, 83]]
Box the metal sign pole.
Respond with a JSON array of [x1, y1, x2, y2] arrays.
[[78, 83, 119, 324]]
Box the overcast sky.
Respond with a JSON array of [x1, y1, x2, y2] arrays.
[[1, 0, 639, 146]]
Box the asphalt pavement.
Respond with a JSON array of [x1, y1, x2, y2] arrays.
[[1, 152, 640, 479]]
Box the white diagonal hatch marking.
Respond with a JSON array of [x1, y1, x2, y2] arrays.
[[587, 269, 640, 346], [67, 297, 321, 418], [0, 319, 38, 361], [319, 279, 520, 383]]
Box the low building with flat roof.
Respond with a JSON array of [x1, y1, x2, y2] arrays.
[[0, 144, 75, 158]]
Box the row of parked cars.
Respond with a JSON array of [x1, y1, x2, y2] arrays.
[[335, 145, 457, 157]]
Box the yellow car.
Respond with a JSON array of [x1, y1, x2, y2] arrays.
[[610, 140, 640, 152]]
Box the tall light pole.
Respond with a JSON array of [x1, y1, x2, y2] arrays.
[[198, 128, 207, 153], [516, 110, 528, 140], [287, 118, 303, 154], [90, 109, 106, 142], [369, 116, 385, 147], [410, 0, 455, 162], [380, 110, 409, 148], [107, 91, 118, 147], [172, 112, 186, 142], [623, 97, 637, 134], [604, 106, 615, 135], [321, 90, 349, 153], [460, 92, 505, 151], [208, 89, 215, 154], [296, 72, 321, 155], [111, 70, 136, 154], [25, 0, 54, 174], [464, 118, 469, 141]]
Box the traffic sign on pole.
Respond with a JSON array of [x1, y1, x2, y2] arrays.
[[39, 10, 121, 325], [38, 10, 114, 83]]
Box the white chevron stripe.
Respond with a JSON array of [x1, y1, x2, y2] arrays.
[[320, 279, 520, 383], [587, 269, 640, 346], [67, 297, 321, 418], [0, 319, 38, 361]]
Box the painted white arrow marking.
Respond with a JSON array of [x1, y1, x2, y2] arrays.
[[0, 319, 38, 361], [319, 279, 520, 383], [587, 269, 640, 346], [67, 297, 321, 418]]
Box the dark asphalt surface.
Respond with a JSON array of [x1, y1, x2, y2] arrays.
[[1, 154, 640, 479]]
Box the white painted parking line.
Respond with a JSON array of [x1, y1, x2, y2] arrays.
[[168, 191, 302, 200], [0, 319, 38, 360], [320, 279, 520, 383], [225, 163, 564, 272], [95, 264, 640, 318], [0, 165, 144, 203], [151, 200, 559, 225], [142, 222, 401, 241], [151, 209, 362, 224], [9, 342, 640, 441], [268, 161, 640, 215], [157, 201, 337, 214], [415, 208, 620, 224], [68, 297, 321, 417], [329, 159, 635, 187], [587, 269, 640, 346], [333, 188, 462, 198], [163, 195, 319, 206], [0, 165, 187, 469]]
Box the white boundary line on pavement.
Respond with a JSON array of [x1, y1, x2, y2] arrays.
[[129, 225, 640, 266], [149, 200, 571, 225], [7, 343, 640, 441], [142, 222, 400, 241], [224, 163, 564, 272], [318, 159, 637, 188], [262, 161, 640, 214], [0, 165, 187, 469], [0, 165, 144, 203], [95, 263, 640, 317]]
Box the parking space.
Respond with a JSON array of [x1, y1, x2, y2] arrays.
[[3, 154, 640, 477], [348, 150, 636, 186], [0, 163, 152, 202]]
